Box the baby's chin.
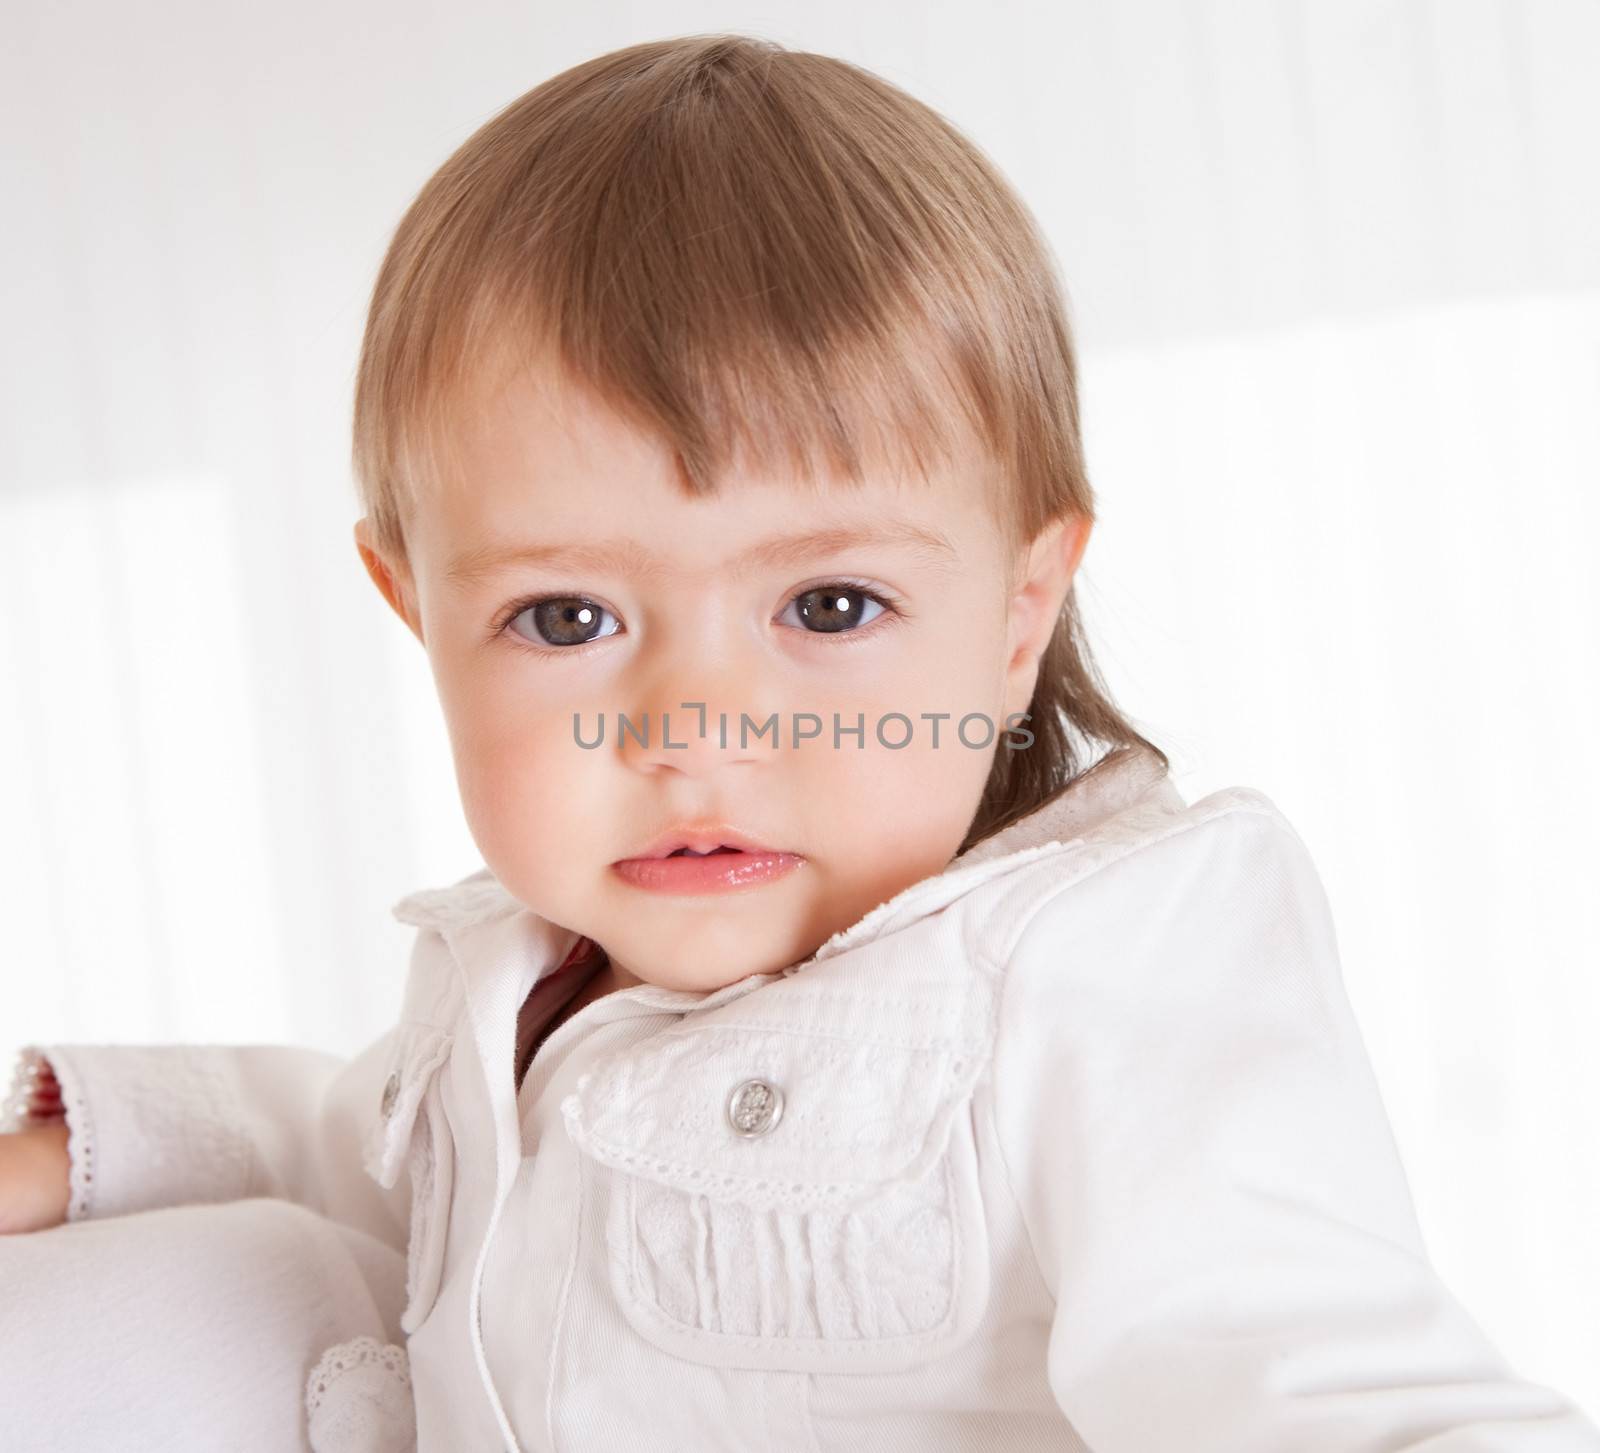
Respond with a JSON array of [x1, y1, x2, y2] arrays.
[[584, 893, 829, 991]]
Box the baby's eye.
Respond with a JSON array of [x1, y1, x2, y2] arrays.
[[508, 596, 622, 649], [777, 583, 890, 636]]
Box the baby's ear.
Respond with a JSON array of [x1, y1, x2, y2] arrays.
[[353, 517, 425, 645], [1006, 514, 1090, 662], [998, 514, 1091, 720]]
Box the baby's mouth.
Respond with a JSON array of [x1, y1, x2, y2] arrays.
[[618, 824, 794, 863], [611, 839, 805, 895]]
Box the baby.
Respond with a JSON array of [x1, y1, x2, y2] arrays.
[[5, 32, 1599, 1453]]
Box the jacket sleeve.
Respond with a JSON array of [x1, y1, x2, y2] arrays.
[[11, 1030, 412, 1258], [993, 802, 1600, 1452]]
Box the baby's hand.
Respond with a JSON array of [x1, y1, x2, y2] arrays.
[[0, 1122, 71, 1234]]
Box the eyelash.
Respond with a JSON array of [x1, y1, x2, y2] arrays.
[[489, 579, 907, 656]]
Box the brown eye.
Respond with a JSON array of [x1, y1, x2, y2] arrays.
[[514, 597, 620, 648], [781, 584, 889, 635]]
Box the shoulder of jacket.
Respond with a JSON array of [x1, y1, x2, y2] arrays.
[[990, 784, 1300, 963], [388, 865, 521, 933]]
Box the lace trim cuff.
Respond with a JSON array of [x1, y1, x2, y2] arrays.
[[4, 1043, 95, 1216], [4, 1046, 94, 1220], [305, 1334, 415, 1452]]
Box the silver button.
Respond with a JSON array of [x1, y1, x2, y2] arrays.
[[380, 1071, 400, 1119], [727, 1078, 784, 1137]]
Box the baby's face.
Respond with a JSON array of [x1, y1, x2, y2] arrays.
[[360, 359, 1084, 993]]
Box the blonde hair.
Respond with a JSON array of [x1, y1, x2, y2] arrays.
[[351, 32, 1168, 854]]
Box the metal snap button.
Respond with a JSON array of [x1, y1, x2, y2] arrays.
[[727, 1078, 784, 1138], [380, 1071, 401, 1119]]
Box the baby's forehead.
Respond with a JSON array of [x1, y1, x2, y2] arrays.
[[425, 476, 992, 594], [432, 476, 972, 572], [429, 394, 992, 534]]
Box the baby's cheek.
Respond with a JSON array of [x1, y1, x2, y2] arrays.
[[455, 771, 585, 904], [843, 730, 984, 823]]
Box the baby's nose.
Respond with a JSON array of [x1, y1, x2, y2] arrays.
[[617, 655, 782, 774], [617, 697, 770, 775]]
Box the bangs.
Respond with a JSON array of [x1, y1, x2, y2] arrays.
[[354, 36, 1064, 558], [417, 273, 995, 514]]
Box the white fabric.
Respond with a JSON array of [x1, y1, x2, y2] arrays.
[[6, 743, 1598, 1451], [0, 1198, 407, 1453]]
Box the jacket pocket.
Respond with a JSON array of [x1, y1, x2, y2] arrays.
[[363, 1021, 455, 1334], [561, 998, 994, 1375]]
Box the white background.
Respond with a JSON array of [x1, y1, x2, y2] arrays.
[[3, 0, 1597, 1420]]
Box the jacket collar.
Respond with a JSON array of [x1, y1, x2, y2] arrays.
[[796, 740, 1180, 970]]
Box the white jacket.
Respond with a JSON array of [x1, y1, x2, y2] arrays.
[[29, 744, 1600, 1451]]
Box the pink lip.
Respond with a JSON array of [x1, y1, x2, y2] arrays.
[[626, 823, 785, 859], [611, 848, 805, 895]]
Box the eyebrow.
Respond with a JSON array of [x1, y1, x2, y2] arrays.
[[444, 520, 962, 590]]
